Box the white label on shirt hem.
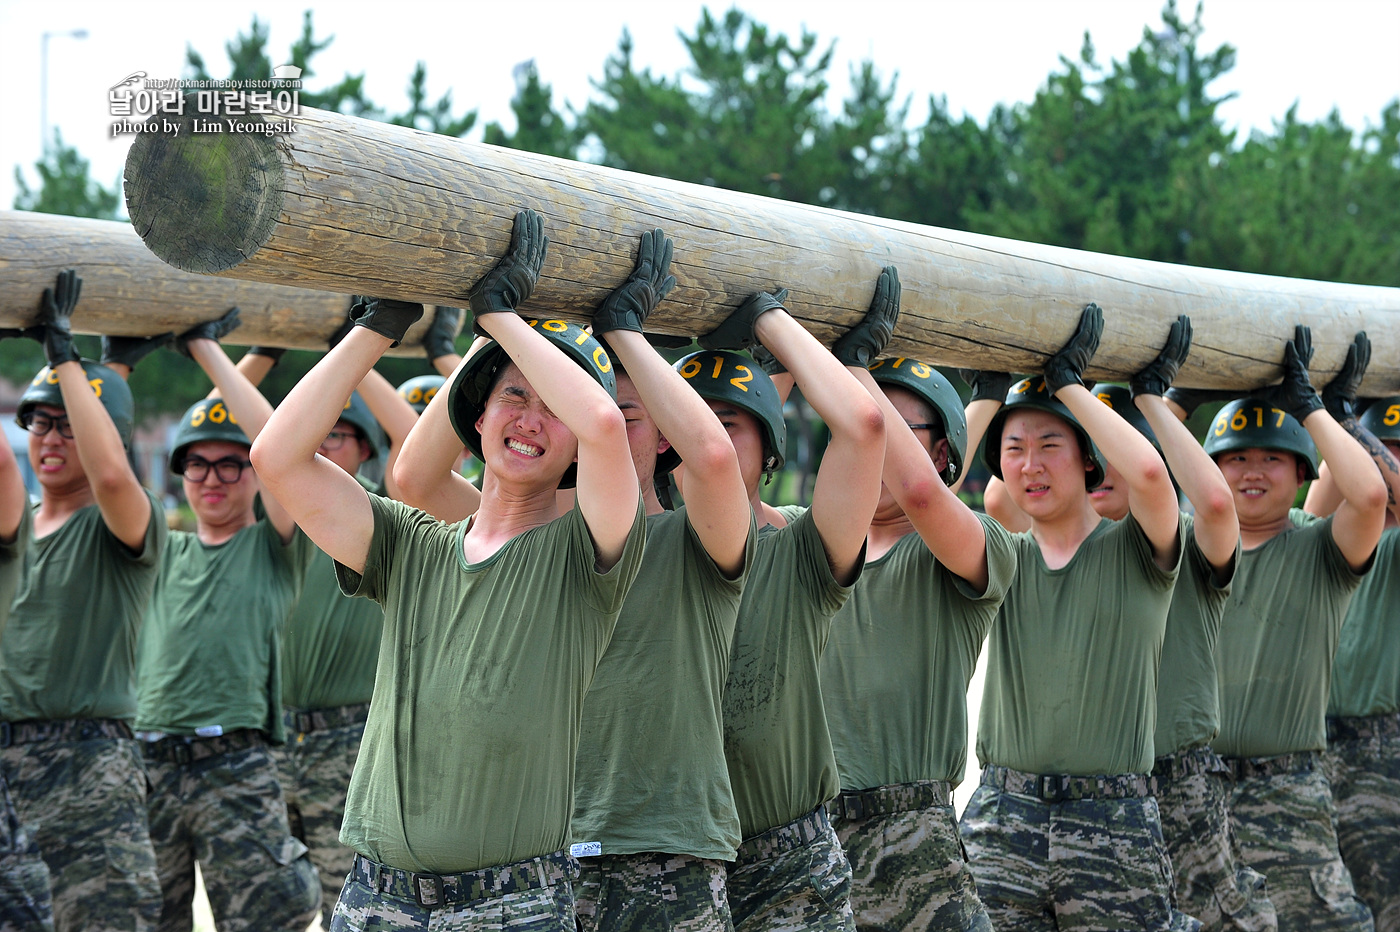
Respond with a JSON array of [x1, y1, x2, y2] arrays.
[[570, 842, 602, 858]]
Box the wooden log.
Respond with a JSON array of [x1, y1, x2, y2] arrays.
[[124, 105, 1400, 392], [0, 211, 442, 357]]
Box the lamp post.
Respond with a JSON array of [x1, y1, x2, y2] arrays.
[[41, 28, 89, 153]]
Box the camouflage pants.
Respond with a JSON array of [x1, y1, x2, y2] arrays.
[[1325, 721, 1400, 932], [828, 785, 991, 932], [2, 734, 160, 932], [574, 851, 732, 931], [0, 771, 52, 932], [959, 775, 1184, 931], [1153, 749, 1276, 931], [726, 806, 855, 932], [330, 850, 577, 930], [274, 716, 366, 928], [144, 739, 320, 932], [1227, 761, 1372, 931]]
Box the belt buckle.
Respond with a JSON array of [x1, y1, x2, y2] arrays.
[[172, 741, 193, 766], [839, 792, 865, 820], [414, 873, 444, 908], [1038, 775, 1065, 803], [295, 712, 314, 734]]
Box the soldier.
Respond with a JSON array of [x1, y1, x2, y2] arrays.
[[1203, 328, 1385, 931], [818, 353, 1016, 932], [0, 271, 166, 932], [251, 209, 646, 930], [683, 271, 888, 931], [958, 304, 1188, 931], [135, 314, 320, 932]]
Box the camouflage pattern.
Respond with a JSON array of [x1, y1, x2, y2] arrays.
[[828, 787, 991, 932], [1226, 759, 1373, 931], [573, 852, 732, 932], [726, 806, 855, 932], [959, 775, 1192, 931], [143, 738, 320, 932], [329, 851, 577, 930], [1324, 719, 1400, 932], [2, 734, 161, 932], [0, 774, 53, 932], [274, 713, 368, 928], [1153, 749, 1276, 931]]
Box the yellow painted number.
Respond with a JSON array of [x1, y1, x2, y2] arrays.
[[730, 365, 753, 392], [1385, 404, 1400, 427], [679, 359, 702, 379]]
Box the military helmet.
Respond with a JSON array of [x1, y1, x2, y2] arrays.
[[397, 374, 445, 415], [334, 392, 387, 463], [1203, 397, 1318, 480], [869, 356, 968, 484], [1090, 383, 1158, 449], [447, 318, 617, 490], [675, 349, 786, 475], [981, 376, 1106, 490], [17, 360, 134, 449], [1358, 395, 1400, 444], [169, 397, 249, 474]]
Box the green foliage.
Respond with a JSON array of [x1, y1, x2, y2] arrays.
[[387, 63, 477, 136], [12, 131, 122, 219], [483, 62, 583, 158]]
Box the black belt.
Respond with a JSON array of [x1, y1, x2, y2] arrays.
[[0, 718, 132, 748], [981, 764, 1154, 802], [826, 779, 953, 822], [1220, 750, 1321, 781], [1151, 746, 1229, 786], [141, 729, 265, 765], [351, 851, 575, 909], [285, 702, 371, 735], [1327, 712, 1400, 743]]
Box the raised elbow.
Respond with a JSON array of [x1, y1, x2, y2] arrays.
[[1357, 470, 1390, 512], [847, 397, 886, 446]]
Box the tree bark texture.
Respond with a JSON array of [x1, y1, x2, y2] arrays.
[[123, 105, 1400, 392]]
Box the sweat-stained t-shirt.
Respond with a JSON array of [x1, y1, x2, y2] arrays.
[[571, 507, 755, 861], [822, 514, 1016, 789], [136, 518, 310, 742], [1154, 514, 1238, 757], [977, 513, 1182, 776], [1329, 526, 1400, 718], [723, 506, 854, 839], [0, 490, 165, 724], [0, 507, 32, 636], [335, 495, 646, 874], [1217, 511, 1365, 758]]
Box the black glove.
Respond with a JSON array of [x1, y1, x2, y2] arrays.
[[593, 229, 677, 335], [173, 307, 241, 358], [38, 269, 82, 367], [699, 288, 788, 351], [832, 266, 900, 368], [751, 343, 787, 376], [958, 369, 1014, 404], [1263, 325, 1324, 422], [1131, 314, 1191, 398], [1162, 386, 1235, 418], [644, 332, 693, 350], [0, 326, 45, 343], [1043, 302, 1103, 395], [1321, 331, 1370, 421], [101, 333, 174, 371], [351, 296, 424, 347], [469, 209, 548, 335], [245, 346, 286, 365], [423, 306, 465, 362]]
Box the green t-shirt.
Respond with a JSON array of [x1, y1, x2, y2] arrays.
[[283, 548, 384, 711], [1154, 514, 1237, 757], [0, 491, 165, 724], [0, 507, 32, 638], [1216, 511, 1364, 757], [1329, 527, 1400, 718], [978, 514, 1181, 776], [136, 520, 310, 741], [723, 506, 853, 838], [572, 507, 755, 860], [822, 516, 1016, 789], [336, 495, 646, 874]]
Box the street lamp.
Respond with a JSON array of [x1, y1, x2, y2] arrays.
[[41, 28, 89, 153]]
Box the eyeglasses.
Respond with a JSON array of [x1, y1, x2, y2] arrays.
[[19, 411, 73, 440], [319, 430, 358, 452], [181, 456, 253, 484]]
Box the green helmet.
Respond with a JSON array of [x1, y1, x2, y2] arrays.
[[1090, 383, 1158, 449], [1358, 395, 1400, 443], [1203, 397, 1318, 480], [169, 397, 249, 474], [869, 356, 967, 485], [447, 318, 617, 490], [17, 360, 134, 449], [397, 374, 445, 415], [675, 350, 786, 475], [334, 392, 387, 463], [981, 376, 1106, 490]]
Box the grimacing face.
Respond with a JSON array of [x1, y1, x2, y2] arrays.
[[473, 361, 578, 487], [999, 408, 1093, 521]]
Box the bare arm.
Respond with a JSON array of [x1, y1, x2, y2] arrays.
[[394, 341, 488, 523], [354, 368, 420, 502], [1137, 393, 1237, 569], [0, 440, 28, 542], [57, 362, 151, 550], [1303, 409, 1387, 570], [205, 350, 276, 399], [984, 476, 1033, 533]]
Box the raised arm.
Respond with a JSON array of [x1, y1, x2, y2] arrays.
[[354, 368, 420, 502], [99, 332, 173, 381], [394, 340, 487, 522], [0, 437, 27, 543], [954, 369, 1013, 495], [423, 305, 465, 378], [983, 476, 1033, 533]]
